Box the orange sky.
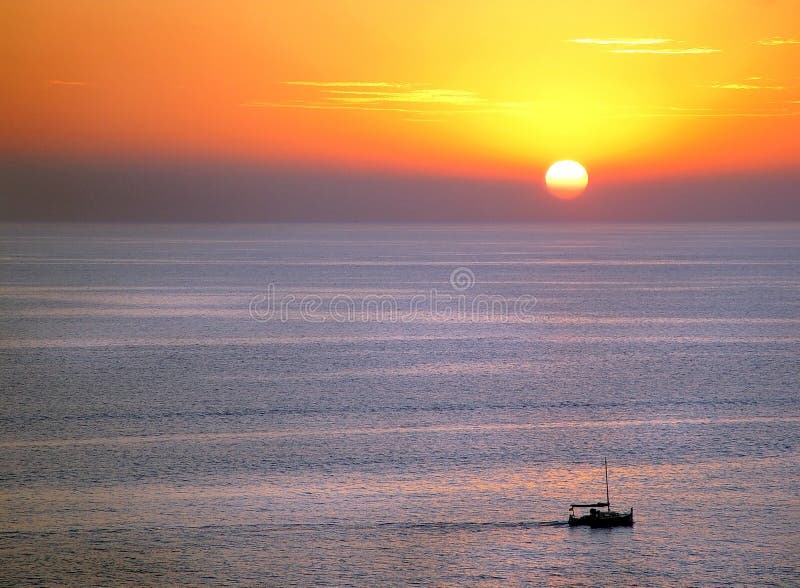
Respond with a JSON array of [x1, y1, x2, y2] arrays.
[[2, 0, 799, 183]]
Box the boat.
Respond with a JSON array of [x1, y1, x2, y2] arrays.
[[568, 458, 633, 528]]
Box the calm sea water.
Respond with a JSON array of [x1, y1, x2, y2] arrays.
[[0, 223, 798, 586]]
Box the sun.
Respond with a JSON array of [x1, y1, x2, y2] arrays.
[[545, 160, 589, 200]]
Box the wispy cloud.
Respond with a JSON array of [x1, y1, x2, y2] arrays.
[[661, 106, 716, 112], [326, 88, 485, 105], [569, 38, 721, 55], [599, 102, 798, 118], [708, 83, 784, 90], [246, 81, 798, 121], [758, 37, 800, 46], [242, 102, 457, 114], [610, 47, 720, 54], [47, 80, 91, 86], [244, 82, 530, 117], [617, 106, 798, 118], [568, 38, 672, 45], [640, 112, 799, 118], [284, 81, 411, 88]]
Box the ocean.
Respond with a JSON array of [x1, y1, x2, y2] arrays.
[[1, 222, 798, 586]]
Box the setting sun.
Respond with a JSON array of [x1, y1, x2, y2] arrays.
[[545, 160, 589, 199]]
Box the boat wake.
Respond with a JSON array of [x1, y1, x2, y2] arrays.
[[376, 520, 569, 531]]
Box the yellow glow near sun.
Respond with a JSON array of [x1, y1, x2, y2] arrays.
[[545, 160, 589, 199]]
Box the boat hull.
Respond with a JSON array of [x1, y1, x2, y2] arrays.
[[569, 509, 634, 528], [589, 509, 633, 528]]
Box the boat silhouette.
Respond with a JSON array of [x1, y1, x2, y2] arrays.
[[568, 458, 633, 528]]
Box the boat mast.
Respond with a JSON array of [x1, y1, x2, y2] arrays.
[[604, 457, 610, 511]]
